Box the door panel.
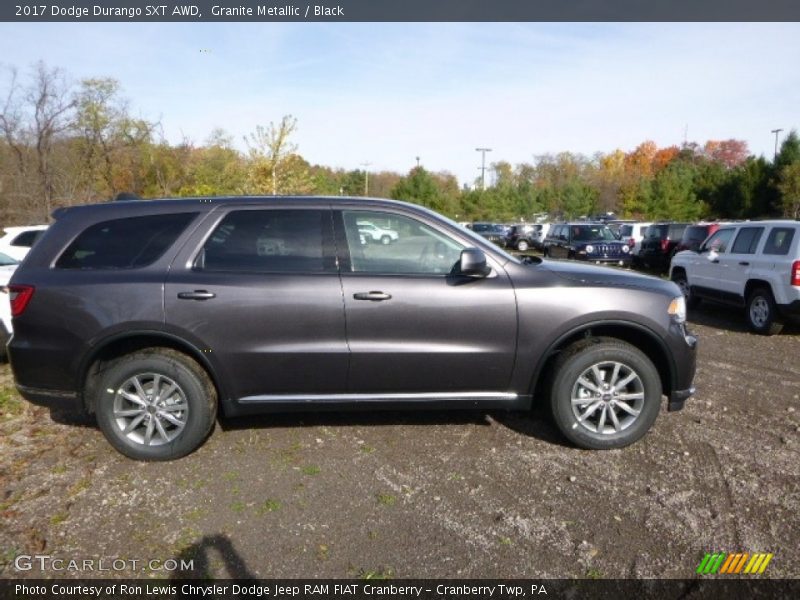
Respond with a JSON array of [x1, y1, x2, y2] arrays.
[[164, 207, 348, 401], [336, 209, 517, 394]]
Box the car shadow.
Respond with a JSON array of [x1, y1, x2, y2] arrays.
[[688, 302, 800, 335], [219, 407, 571, 448]]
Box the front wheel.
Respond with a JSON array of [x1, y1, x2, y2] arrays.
[[93, 348, 217, 461], [381, 235, 391, 245], [516, 240, 530, 252], [549, 339, 662, 449], [746, 287, 784, 335]]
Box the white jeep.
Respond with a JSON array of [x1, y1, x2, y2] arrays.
[[669, 220, 800, 335]]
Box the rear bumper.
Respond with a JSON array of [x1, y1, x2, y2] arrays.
[[16, 384, 83, 412], [777, 299, 800, 320]]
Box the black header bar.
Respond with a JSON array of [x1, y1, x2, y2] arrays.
[[2, 1, 800, 23]]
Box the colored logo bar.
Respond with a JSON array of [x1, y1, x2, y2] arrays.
[[696, 552, 774, 575]]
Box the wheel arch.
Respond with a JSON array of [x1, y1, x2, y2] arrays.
[[78, 331, 227, 415], [744, 279, 773, 300], [529, 321, 676, 405]]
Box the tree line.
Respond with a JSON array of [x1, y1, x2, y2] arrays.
[[2, 62, 799, 225]]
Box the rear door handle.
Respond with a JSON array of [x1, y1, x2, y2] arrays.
[[739, 261, 750, 266], [353, 291, 392, 301], [177, 290, 216, 300]]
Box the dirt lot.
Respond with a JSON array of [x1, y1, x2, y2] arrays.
[[0, 303, 798, 580]]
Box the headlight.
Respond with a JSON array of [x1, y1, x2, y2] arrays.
[[668, 296, 686, 324], [622, 245, 630, 253], [585, 245, 594, 253]]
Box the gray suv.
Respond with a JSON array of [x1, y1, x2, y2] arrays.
[[8, 197, 697, 460]]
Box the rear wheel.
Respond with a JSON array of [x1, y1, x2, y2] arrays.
[[746, 287, 784, 335], [93, 348, 217, 461], [381, 235, 391, 245], [516, 240, 530, 252], [549, 339, 662, 449]]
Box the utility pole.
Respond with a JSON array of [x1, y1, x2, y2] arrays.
[[360, 162, 372, 196], [772, 128, 784, 161], [415, 156, 420, 168], [475, 147, 492, 190]]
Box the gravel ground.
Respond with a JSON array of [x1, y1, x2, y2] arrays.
[[0, 302, 798, 580]]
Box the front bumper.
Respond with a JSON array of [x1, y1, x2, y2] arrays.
[[668, 386, 696, 412]]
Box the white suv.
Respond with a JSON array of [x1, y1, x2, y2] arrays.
[[0, 225, 48, 261], [670, 220, 800, 335]]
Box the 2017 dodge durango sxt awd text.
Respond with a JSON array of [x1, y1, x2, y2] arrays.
[[8, 196, 697, 460]]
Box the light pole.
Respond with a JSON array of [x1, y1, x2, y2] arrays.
[[360, 162, 372, 196], [415, 156, 420, 168], [475, 147, 492, 190], [772, 128, 784, 161]]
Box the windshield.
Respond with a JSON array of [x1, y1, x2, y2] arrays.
[[572, 225, 616, 242]]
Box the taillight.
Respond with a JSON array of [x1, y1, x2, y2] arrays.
[[661, 239, 670, 252], [792, 261, 800, 287], [628, 237, 636, 247], [9, 285, 35, 317]]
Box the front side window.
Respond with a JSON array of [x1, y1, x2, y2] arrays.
[[731, 227, 765, 255], [342, 211, 464, 275], [57, 213, 197, 269], [199, 209, 334, 273], [702, 228, 735, 254], [763, 227, 796, 256]]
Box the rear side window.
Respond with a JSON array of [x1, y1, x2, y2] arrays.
[[731, 227, 765, 254], [56, 213, 197, 269], [11, 230, 44, 247], [646, 225, 668, 238], [199, 209, 335, 273], [762, 227, 796, 256]]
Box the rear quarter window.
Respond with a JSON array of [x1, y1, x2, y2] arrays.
[[56, 213, 197, 269], [762, 227, 796, 256]]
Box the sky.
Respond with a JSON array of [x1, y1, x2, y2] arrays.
[[0, 22, 798, 186]]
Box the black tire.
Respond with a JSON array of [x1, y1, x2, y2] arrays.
[[671, 271, 700, 309], [381, 235, 391, 245], [746, 287, 784, 336], [93, 348, 217, 461], [516, 240, 530, 252], [543, 247, 550, 257], [549, 338, 662, 450]]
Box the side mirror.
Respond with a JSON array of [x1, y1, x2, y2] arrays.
[[459, 248, 491, 278], [706, 249, 719, 262]]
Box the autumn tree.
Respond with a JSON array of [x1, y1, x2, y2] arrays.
[[246, 115, 306, 195], [0, 62, 76, 221]]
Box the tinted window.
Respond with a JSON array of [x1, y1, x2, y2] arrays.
[[57, 213, 196, 269], [201, 210, 333, 273], [342, 210, 464, 275], [11, 230, 43, 247], [619, 225, 633, 237], [572, 225, 616, 241], [731, 227, 765, 255], [668, 224, 688, 238], [646, 225, 668, 238], [702, 228, 735, 254], [763, 227, 796, 256], [684, 226, 711, 243]]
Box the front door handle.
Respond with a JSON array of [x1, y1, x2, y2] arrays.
[[177, 290, 216, 300], [353, 291, 392, 301]]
